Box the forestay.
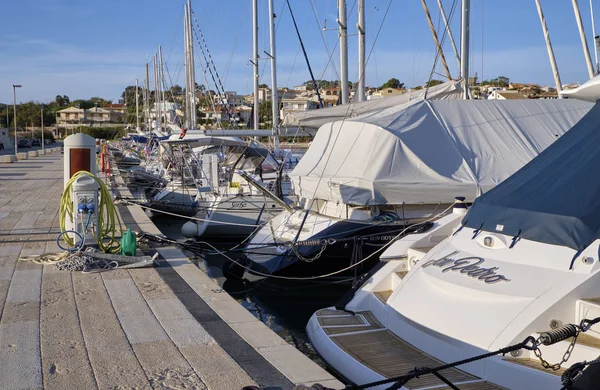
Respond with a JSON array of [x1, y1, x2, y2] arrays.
[[290, 99, 592, 206], [464, 102, 600, 252]]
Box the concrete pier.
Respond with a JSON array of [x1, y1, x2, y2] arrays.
[[0, 152, 343, 389]]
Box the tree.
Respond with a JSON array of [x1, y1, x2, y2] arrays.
[[259, 100, 272, 126], [380, 78, 404, 89], [425, 79, 444, 88], [481, 76, 510, 88], [55, 95, 70, 107], [258, 83, 268, 88]]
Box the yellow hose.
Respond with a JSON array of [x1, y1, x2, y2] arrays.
[[59, 171, 123, 253]]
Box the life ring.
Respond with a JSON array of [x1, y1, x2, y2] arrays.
[[179, 127, 187, 139]]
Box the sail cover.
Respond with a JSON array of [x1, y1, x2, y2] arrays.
[[281, 80, 463, 129], [464, 101, 600, 251], [290, 99, 592, 206]]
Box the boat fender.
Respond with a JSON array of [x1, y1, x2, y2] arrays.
[[179, 127, 187, 139]]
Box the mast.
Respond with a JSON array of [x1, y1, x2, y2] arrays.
[[460, 0, 470, 99], [356, 0, 366, 102], [338, 0, 349, 104], [535, 0, 563, 94], [156, 47, 163, 132], [437, 0, 461, 69], [185, 1, 197, 129], [422, 0, 452, 80], [135, 79, 140, 131], [159, 45, 166, 119], [268, 0, 279, 139], [253, 0, 259, 129], [591, 0, 599, 74], [145, 63, 150, 131], [572, 0, 595, 79], [153, 54, 159, 130]]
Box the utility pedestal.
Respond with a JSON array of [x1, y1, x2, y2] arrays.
[[64, 133, 96, 187]]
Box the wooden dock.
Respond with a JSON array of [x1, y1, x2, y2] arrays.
[[0, 150, 342, 390]]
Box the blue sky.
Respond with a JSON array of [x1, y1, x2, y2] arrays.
[[1, 0, 598, 103]]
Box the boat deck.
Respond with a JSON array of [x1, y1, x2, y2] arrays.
[[317, 309, 505, 390], [0, 151, 342, 390]]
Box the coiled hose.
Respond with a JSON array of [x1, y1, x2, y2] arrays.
[[59, 171, 123, 253]]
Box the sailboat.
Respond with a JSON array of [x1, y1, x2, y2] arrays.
[[306, 73, 600, 390]]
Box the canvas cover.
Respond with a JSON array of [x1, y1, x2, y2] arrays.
[[464, 102, 600, 251], [281, 80, 463, 129], [290, 99, 592, 206]]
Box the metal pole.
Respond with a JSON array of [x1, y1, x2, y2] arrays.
[[157, 46, 163, 132], [535, 0, 563, 94], [187, 0, 197, 129], [253, 0, 260, 129], [145, 63, 151, 131], [41, 104, 44, 152], [268, 0, 279, 140], [422, 0, 452, 80], [184, 4, 190, 128], [153, 54, 158, 132], [357, 0, 366, 102], [591, 0, 599, 73], [572, 0, 595, 79], [13, 85, 20, 157], [460, 0, 470, 99], [338, 0, 349, 104], [135, 79, 140, 131], [437, 0, 461, 70]]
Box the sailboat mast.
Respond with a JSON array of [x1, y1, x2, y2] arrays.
[[253, 0, 260, 129], [591, 0, 599, 74], [338, 0, 349, 104], [268, 0, 279, 137], [422, 0, 452, 80], [356, 0, 366, 103], [145, 62, 150, 130], [186, 0, 197, 129], [159, 45, 166, 117], [135, 79, 140, 131], [184, 4, 191, 128], [535, 0, 563, 94], [437, 0, 461, 70], [153, 54, 158, 130], [460, 0, 470, 99], [572, 0, 595, 79]]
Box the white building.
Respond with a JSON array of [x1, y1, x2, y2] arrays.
[[487, 90, 527, 100]]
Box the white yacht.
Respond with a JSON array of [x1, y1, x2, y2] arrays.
[[242, 98, 592, 279], [307, 76, 600, 390]]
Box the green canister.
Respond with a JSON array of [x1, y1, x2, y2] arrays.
[[121, 228, 137, 256]]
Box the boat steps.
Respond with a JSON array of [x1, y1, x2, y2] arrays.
[[316, 309, 505, 389], [374, 290, 393, 304], [374, 272, 407, 303], [504, 358, 566, 376]]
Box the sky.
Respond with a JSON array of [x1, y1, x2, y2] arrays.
[[0, 0, 598, 104]]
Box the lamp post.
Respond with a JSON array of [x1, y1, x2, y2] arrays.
[[13, 84, 21, 157], [40, 104, 44, 152]]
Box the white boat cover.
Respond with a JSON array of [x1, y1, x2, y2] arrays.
[[290, 99, 593, 206], [280, 80, 463, 129]]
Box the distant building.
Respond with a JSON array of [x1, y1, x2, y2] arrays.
[[539, 91, 559, 99], [280, 97, 320, 119], [56, 105, 127, 127], [487, 90, 528, 100], [371, 87, 406, 99]]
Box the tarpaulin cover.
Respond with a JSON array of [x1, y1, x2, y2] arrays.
[[281, 80, 463, 129], [290, 99, 592, 206], [464, 101, 600, 251]]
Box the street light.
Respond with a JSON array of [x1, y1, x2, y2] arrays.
[[13, 84, 21, 157], [40, 103, 44, 152]]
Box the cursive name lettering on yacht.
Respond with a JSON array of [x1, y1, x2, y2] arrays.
[[421, 251, 510, 284]]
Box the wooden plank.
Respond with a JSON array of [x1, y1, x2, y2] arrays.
[[330, 329, 477, 389], [433, 381, 506, 390], [504, 358, 565, 376]]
